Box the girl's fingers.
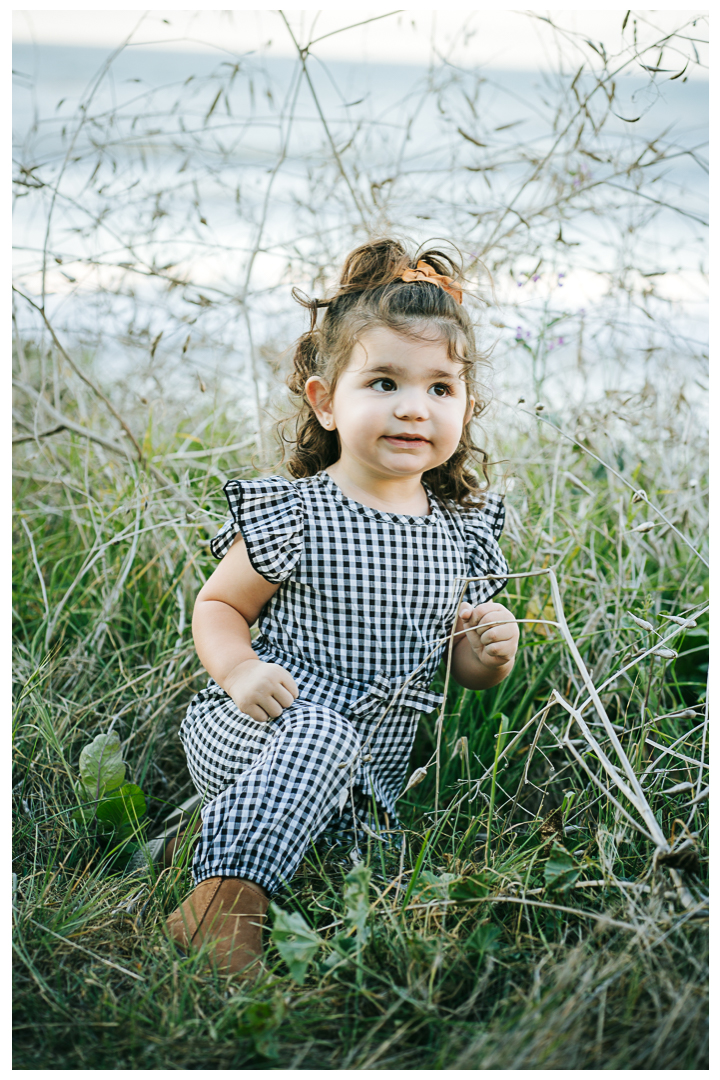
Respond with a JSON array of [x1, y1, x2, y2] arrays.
[[268, 664, 299, 699], [254, 680, 297, 718], [464, 605, 508, 626], [464, 605, 519, 660], [280, 673, 300, 699], [462, 606, 518, 668], [479, 624, 517, 644], [482, 640, 513, 657], [260, 693, 284, 719], [271, 683, 297, 711], [246, 703, 270, 723], [232, 668, 299, 722]]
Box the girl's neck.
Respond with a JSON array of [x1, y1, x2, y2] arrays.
[[325, 461, 430, 515]]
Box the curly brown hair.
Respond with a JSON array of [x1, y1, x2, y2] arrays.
[[278, 238, 491, 508]]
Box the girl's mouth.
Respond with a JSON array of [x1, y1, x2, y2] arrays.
[[383, 434, 429, 446]]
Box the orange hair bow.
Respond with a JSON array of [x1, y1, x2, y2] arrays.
[[399, 259, 463, 304]]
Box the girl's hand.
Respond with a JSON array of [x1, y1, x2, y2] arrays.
[[457, 601, 519, 672], [224, 659, 299, 723]]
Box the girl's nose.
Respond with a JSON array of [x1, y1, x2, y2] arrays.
[[394, 388, 430, 421]]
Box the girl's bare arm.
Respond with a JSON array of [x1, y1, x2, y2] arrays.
[[192, 536, 299, 722]]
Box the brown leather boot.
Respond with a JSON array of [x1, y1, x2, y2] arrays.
[[165, 876, 268, 978]]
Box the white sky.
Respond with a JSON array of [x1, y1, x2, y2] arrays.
[[12, 6, 709, 72]]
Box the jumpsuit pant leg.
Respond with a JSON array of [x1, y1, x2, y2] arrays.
[[181, 696, 361, 896]]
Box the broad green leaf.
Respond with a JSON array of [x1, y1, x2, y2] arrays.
[[544, 842, 580, 892], [72, 783, 113, 832], [79, 732, 125, 799], [465, 922, 502, 958], [95, 783, 147, 836], [450, 874, 491, 902], [344, 864, 371, 944], [269, 903, 321, 985], [72, 800, 105, 829], [409, 869, 456, 902]]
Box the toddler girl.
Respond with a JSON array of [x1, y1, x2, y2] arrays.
[[166, 238, 519, 976]]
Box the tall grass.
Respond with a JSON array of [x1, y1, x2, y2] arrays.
[[12, 348, 708, 1068], [13, 11, 707, 1070]]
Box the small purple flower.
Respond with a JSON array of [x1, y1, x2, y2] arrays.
[[515, 326, 523, 339], [548, 342, 554, 351], [532, 274, 540, 282], [558, 336, 565, 346]]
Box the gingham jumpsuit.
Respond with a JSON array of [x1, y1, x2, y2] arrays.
[[180, 470, 509, 894]]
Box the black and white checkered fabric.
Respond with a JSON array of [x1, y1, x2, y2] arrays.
[[183, 699, 365, 893], [181, 469, 509, 890]]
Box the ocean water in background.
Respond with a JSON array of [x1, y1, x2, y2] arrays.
[[13, 42, 708, 411]]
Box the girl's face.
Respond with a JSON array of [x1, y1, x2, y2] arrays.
[[306, 325, 474, 484]]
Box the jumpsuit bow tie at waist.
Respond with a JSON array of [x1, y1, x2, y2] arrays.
[[338, 672, 446, 799], [347, 672, 446, 746]]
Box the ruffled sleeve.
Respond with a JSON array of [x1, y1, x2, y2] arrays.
[[209, 476, 304, 583], [461, 492, 510, 606]]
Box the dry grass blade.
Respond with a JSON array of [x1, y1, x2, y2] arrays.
[[21, 916, 145, 982]]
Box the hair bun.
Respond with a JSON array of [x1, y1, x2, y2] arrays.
[[337, 238, 407, 293], [337, 238, 464, 300]]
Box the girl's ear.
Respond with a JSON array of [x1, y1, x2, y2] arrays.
[[305, 376, 336, 431], [464, 396, 476, 425]]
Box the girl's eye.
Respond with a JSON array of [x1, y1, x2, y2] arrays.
[[370, 378, 396, 392], [429, 383, 453, 397]]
